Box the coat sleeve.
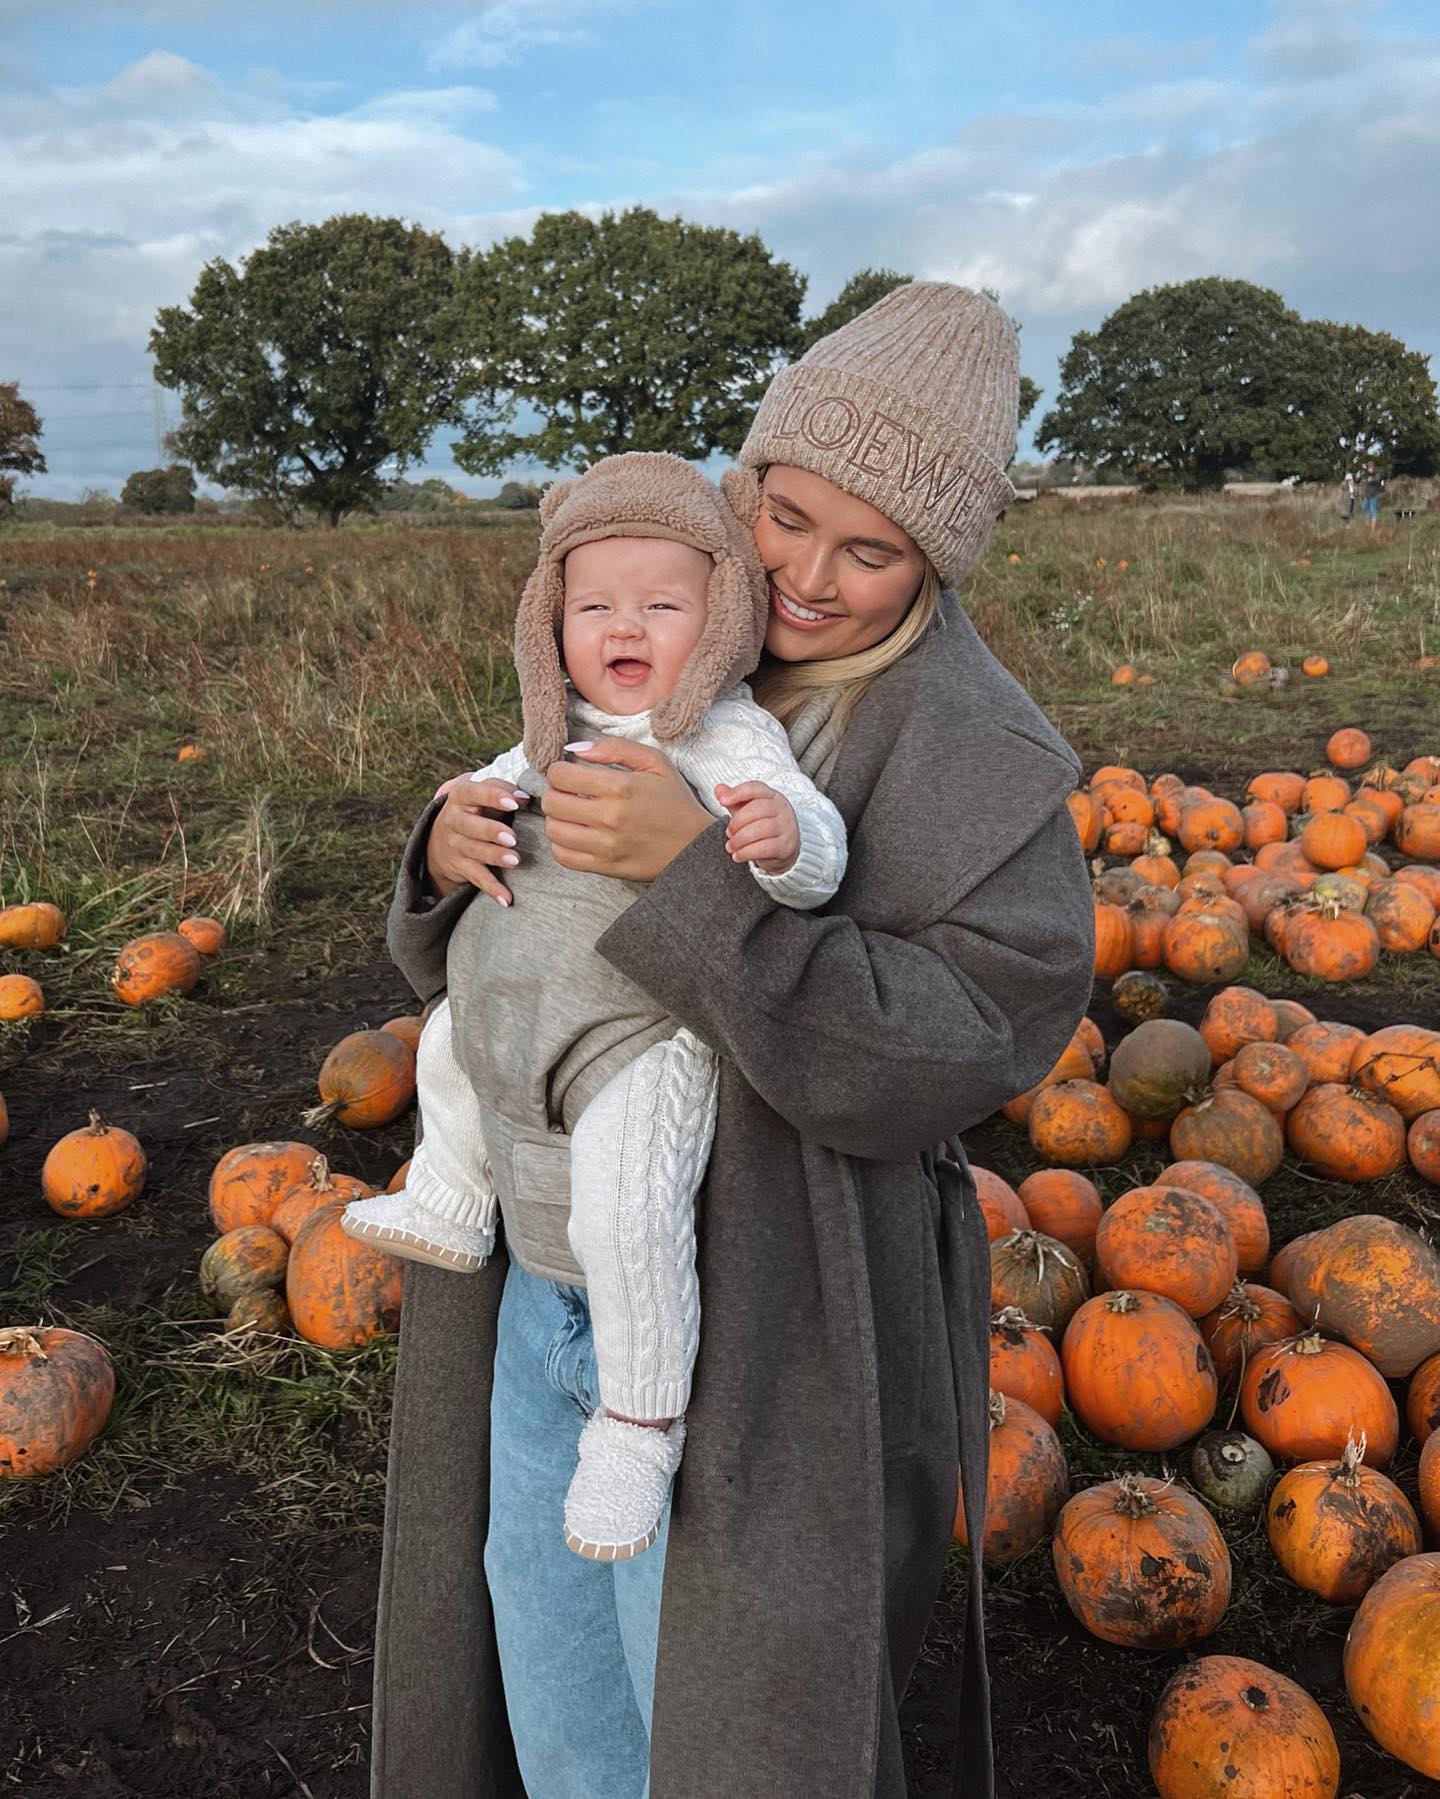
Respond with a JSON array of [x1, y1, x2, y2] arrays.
[[386, 797, 476, 1004], [596, 795, 1095, 1162]]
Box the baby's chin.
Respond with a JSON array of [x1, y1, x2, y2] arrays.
[[570, 671, 661, 716]]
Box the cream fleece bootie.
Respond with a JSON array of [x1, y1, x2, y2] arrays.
[[340, 1190, 493, 1274], [563, 1413, 685, 1562]]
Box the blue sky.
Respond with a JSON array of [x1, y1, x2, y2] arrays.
[[3, 0, 1437, 497]]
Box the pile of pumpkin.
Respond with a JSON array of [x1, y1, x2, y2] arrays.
[[1072, 738, 1440, 987], [965, 1152, 1440, 1787], [1010, 996, 1440, 1189], [0, 896, 231, 1013]]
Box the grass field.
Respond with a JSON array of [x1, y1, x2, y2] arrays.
[[2, 496, 1439, 1797]]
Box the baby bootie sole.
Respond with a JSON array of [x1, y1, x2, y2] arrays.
[[339, 1211, 485, 1273], [563, 1521, 659, 1562]]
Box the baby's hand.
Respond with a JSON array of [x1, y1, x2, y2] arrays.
[[715, 781, 799, 876]]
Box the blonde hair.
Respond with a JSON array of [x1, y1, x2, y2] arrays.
[[751, 560, 944, 735]]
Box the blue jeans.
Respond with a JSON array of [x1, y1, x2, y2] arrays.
[[1361, 494, 1380, 522], [485, 1261, 669, 1799]]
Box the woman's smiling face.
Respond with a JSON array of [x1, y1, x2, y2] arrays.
[[754, 464, 928, 664]]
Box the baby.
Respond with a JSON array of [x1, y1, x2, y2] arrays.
[[342, 453, 847, 1560]]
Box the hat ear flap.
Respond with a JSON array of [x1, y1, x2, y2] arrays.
[[514, 559, 568, 772], [652, 550, 765, 744], [539, 479, 576, 525], [720, 464, 761, 528]]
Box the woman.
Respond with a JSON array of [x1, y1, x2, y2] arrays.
[[369, 284, 1094, 1799]]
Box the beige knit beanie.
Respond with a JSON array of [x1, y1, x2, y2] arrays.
[[739, 282, 1018, 589], [513, 451, 769, 772]]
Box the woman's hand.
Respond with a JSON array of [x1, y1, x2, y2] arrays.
[[541, 738, 713, 881], [424, 777, 530, 905]]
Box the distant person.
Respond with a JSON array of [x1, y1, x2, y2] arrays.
[[1361, 461, 1384, 528], [1338, 470, 1355, 522]]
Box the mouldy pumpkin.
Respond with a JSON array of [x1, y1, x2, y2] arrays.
[[41, 1111, 146, 1219], [304, 1029, 417, 1129], [1014, 1170, 1103, 1267], [953, 1391, 1068, 1564], [1420, 1433, 1440, 1540], [1169, 1089, 1285, 1189], [1198, 986, 1278, 1064], [176, 915, 226, 956], [1188, 1430, 1275, 1514], [1052, 1475, 1231, 1649], [1201, 1282, 1301, 1388], [269, 1155, 374, 1246], [1061, 1289, 1217, 1451], [208, 1140, 319, 1234], [1284, 901, 1380, 982], [0, 1326, 115, 1479], [285, 1202, 403, 1350], [380, 1014, 425, 1056], [1027, 1080, 1132, 1168], [990, 1231, 1090, 1336], [1288, 1019, 1367, 1085], [1240, 1332, 1399, 1467], [1279, 1213, 1440, 1378], [1105, 1018, 1211, 1120], [1286, 1085, 1408, 1184], [199, 1226, 289, 1310], [1344, 1552, 1440, 1779], [1093, 1184, 1237, 1318], [0, 974, 44, 1021], [1348, 1024, 1440, 1122], [988, 1308, 1064, 1425], [0, 901, 67, 950], [1267, 1433, 1421, 1605], [1155, 1160, 1270, 1275], [1148, 1656, 1339, 1799], [1161, 910, 1250, 985], [112, 930, 203, 1005], [1408, 1351, 1440, 1444]]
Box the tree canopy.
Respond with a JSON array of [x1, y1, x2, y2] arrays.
[[150, 215, 498, 526], [1036, 277, 1440, 486], [453, 207, 805, 474], [0, 381, 46, 510], [121, 463, 196, 514]]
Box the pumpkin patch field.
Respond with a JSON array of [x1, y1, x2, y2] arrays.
[[3, 495, 1440, 1797]]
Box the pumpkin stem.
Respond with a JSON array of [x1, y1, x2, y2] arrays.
[[988, 1391, 1007, 1430], [992, 1306, 1047, 1335], [0, 1326, 48, 1359], [1106, 1290, 1139, 1315], [1218, 1282, 1261, 1326], [308, 1154, 334, 1192], [1336, 1431, 1367, 1485], [1292, 1330, 1326, 1356], [86, 1109, 109, 1135], [1111, 1475, 1158, 1518], [301, 1098, 344, 1128]]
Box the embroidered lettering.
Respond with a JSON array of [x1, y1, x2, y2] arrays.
[[847, 410, 906, 478], [773, 385, 810, 440], [800, 396, 861, 451], [898, 433, 965, 513]]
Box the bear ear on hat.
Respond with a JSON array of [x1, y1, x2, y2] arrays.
[[513, 559, 569, 773], [539, 479, 576, 525], [720, 465, 761, 528]]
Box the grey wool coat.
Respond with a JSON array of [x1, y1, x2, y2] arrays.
[[370, 595, 1094, 1799]]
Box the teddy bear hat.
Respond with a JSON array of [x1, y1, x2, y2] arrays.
[[514, 451, 769, 773]]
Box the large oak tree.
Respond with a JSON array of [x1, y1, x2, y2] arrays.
[[0, 382, 46, 511], [150, 215, 497, 525]]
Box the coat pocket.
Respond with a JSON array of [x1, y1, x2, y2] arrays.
[[507, 1129, 585, 1284]]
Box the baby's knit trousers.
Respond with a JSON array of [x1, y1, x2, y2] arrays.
[[403, 999, 498, 1249], [568, 1028, 717, 1422]]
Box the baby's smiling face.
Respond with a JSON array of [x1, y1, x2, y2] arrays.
[[560, 535, 710, 716]]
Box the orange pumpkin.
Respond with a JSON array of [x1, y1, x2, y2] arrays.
[[1421, 1434, 1440, 1541], [1280, 1213, 1440, 1378], [973, 1165, 1031, 1241], [1093, 902, 1134, 978], [1269, 998, 1317, 1041], [226, 1289, 291, 1335], [380, 1014, 425, 1055], [1408, 1351, 1440, 1444], [269, 1156, 374, 1245], [41, 1111, 147, 1218], [1283, 902, 1380, 982], [1068, 790, 1104, 853], [1343, 796, 1391, 846], [199, 1225, 289, 1308], [1396, 865, 1440, 908], [0, 974, 44, 1021], [1286, 1084, 1407, 1183], [1074, 1016, 1105, 1071], [1153, 1160, 1269, 1275], [1288, 1019, 1367, 1085], [1240, 801, 1288, 852], [1303, 773, 1352, 814], [990, 1230, 1090, 1336], [1326, 727, 1372, 770], [112, 930, 203, 1005], [1093, 1184, 1237, 1318], [208, 1140, 319, 1233], [1201, 1282, 1302, 1387], [1411, 1110, 1440, 1183], [1148, 1656, 1339, 1799], [1000, 1038, 1095, 1126], [1366, 880, 1436, 952], [1162, 910, 1250, 984], [1052, 1475, 1231, 1648], [0, 1326, 115, 1478], [1348, 1024, 1440, 1121], [953, 1391, 1068, 1563], [1247, 771, 1306, 814], [1345, 1553, 1440, 1778], [304, 1028, 417, 1129], [386, 1157, 413, 1194], [1027, 1080, 1132, 1167], [1395, 802, 1440, 861], [1230, 1040, 1307, 1115], [1178, 799, 1244, 856], [1268, 1432, 1421, 1605], [1062, 1290, 1217, 1450], [1241, 1332, 1399, 1466], [285, 1202, 403, 1350], [1300, 812, 1367, 871], [988, 1308, 1064, 1425], [1231, 651, 1272, 688], [1266, 1232, 1314, 1296], [0, 901, 67, 950], [177, 914, 226, 955], [1014, 1170, 1103, 1267], [1170, 1089, 1284, 1188], [1198, 987, 1277, 1064]]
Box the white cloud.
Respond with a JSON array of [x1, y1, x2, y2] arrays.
[[427, 0, 658, 71]]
